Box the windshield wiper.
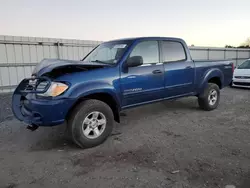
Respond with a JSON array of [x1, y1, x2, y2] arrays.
[[91, 60, 113, 66], [91, 60, 107, 64]]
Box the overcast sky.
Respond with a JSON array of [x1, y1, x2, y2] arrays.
[[0, 0, 249, 47]]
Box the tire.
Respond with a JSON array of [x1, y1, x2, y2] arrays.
[[67, 99, 114, 148], [198, 83, 220, 111]]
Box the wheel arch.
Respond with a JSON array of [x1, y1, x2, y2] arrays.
[[208, 77, 222, 88], [66, 92, 121, 123], [198, 68, 224, 95]]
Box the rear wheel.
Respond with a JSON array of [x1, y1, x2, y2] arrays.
[[198, 83, 220, 111], [68, 99, 114, 148]]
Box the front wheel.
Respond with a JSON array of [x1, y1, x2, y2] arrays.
[[198, 83, 220, 111], [68, 99, 114, 148]]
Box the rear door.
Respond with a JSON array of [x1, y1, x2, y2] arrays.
[[161, 41, 195, 97], [120, 40, 165, 108]]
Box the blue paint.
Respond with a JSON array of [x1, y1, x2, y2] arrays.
[[12, 37, 233, 127]]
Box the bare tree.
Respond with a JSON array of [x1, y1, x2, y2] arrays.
[[225, 38, 250, 48], [239, 37, 250, 48], [225, 45, 235, 48], [243, 37, 250, 46]]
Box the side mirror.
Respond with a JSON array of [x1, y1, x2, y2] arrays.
[[127, 56, 143, 67]]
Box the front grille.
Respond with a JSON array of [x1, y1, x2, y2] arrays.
[[24, 84, 35, 91], [233, 82, 250, 86], [19, 77, 51, 93], [235, 76, 250, 79], [22, 79, 37, 92]]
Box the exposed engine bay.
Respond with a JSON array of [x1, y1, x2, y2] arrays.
[[42, 64, 103, 78], [32, 58, 111, 78]]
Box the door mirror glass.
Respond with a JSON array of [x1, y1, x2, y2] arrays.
[[127, 56, 143, 67]]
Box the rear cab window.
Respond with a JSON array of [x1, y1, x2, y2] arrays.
[[161, 41, 187, 63]]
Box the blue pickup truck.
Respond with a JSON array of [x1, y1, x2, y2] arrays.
[[12, 37, 233, 148]]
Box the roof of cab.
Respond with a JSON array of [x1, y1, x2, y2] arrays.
[[107, 37, 185, 43]]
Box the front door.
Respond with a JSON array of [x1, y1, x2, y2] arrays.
[[120, 40, 165, 108]]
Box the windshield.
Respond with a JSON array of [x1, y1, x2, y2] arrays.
[[83, 41, 132, 64], [238, 60, 250, 69]]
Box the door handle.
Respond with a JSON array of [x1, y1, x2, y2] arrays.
[[152, 70, 163, 74], [186, 66, 192, 69]]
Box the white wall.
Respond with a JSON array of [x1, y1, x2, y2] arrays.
[[0, 35, 250, 93]]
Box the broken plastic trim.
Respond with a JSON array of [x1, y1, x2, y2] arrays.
[[19, 77, 51, 94], [26, 124, 39, 131]]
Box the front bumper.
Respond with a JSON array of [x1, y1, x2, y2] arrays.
[[12, 78, 75, 127], [232, 78, 250, 88]]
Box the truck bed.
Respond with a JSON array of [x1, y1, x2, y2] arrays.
[[194, 60, 233, 88]]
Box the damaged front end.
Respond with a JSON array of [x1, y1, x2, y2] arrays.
[[12, 76, 75, 129], [12, 77, 53, 129], [32, 58, 110, 77], [12, 58, 112, 129]]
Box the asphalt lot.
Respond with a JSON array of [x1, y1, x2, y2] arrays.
[[0, 87, 250, 188]]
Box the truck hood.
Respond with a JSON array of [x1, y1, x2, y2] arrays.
[[233, 68, 250, 76], [33, 58, 112, 77]]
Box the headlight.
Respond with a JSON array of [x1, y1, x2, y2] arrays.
[[37, 82, 69, 97]]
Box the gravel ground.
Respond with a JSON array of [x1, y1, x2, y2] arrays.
[[0, 93, 13, 123], [0, 87, 250, 188]]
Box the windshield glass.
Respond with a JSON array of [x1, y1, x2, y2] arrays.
[[83, 41, 132, 64], [238, 60, 250, 69]]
